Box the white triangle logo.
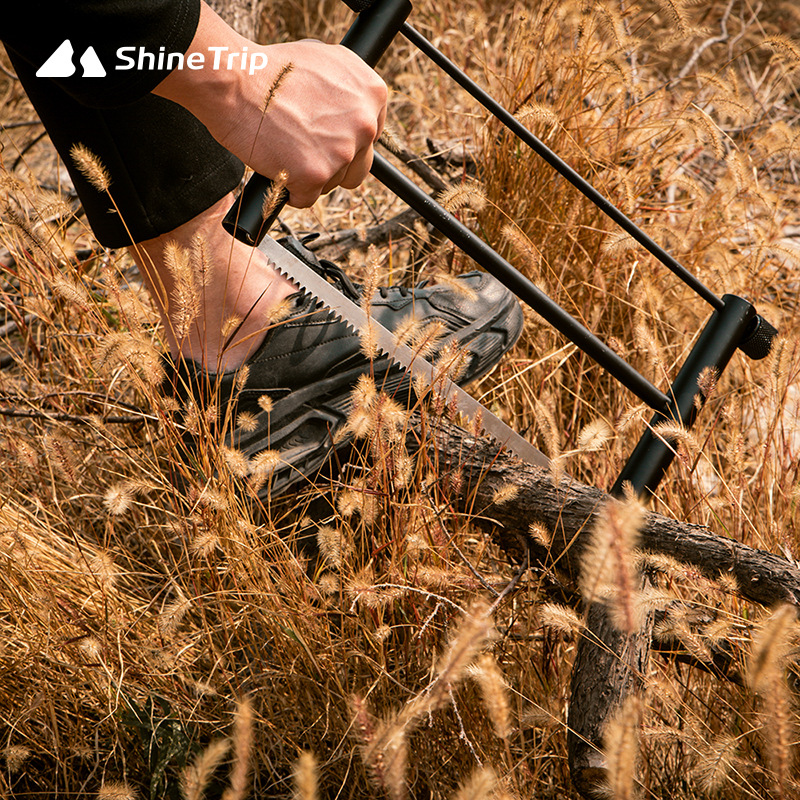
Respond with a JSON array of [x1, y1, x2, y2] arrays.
[[36, 40, 106, 78], [80, 46, 106, 77], [36, 40, 76, 78]]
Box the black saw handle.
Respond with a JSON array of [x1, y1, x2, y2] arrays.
[[222, 0, 411, 245]]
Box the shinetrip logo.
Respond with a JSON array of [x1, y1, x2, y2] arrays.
[[36, 39, 269, 78], [36, 40, 105, 78]]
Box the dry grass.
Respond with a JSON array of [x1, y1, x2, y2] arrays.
[[2, 0, 800, 797]]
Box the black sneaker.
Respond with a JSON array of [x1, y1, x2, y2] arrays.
[[162, 237, 523, 498]]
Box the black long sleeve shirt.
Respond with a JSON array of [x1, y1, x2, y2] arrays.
[[2, 0, 201, 107]]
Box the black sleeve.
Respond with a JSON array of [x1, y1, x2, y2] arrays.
[[2, 0, 201, 108]]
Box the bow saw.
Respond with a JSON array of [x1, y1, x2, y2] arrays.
[[222, 0, 778, 500]]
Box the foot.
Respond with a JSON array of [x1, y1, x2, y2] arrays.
[[128, 194, 297, 372], [162, 237, 524, 498]]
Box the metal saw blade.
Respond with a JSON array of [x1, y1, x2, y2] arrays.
[[259, 235, 549, 468]]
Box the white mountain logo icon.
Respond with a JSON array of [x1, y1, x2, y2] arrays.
[[36, 40, 106, 78]]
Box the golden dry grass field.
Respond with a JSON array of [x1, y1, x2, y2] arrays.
[[1, 0, 800, 797]]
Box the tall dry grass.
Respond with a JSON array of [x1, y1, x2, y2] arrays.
[[1, 0, 800, 797]]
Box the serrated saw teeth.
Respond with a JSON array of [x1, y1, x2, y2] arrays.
[[261, 236, 550, 468]]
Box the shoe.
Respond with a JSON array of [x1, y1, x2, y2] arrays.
[[162, 236, 523, 498]]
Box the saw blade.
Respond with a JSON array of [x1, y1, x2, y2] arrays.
[[258, 236, 549, 468]]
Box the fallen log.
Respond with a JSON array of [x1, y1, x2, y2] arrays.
[[423, 420, 800, 607], [299, 416, 796, 798], [419, 419, 796, 797]]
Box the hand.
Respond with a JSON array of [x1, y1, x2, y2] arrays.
[[155, 3, 387, 208], [214, 39, 387, 207]]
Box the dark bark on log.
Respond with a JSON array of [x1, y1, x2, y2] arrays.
[[380, 138, 448, 192], [567, 595, 653, 800], [425, 137, 479, 174], [423, 420, 800, 607]]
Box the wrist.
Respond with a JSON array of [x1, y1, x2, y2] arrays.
[[153, 2, 260, 124]]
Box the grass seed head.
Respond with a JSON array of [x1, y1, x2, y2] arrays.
[[452, 768, 497, 800], [236, 411, 259, 433], [501, 224, 542, 275], [763, 34, 800, 65], [43, 432, 79, 485], [438, 181, 488, 214], [317, 525, 344, 569], [430, 272, 478, 302], [222, 446, 250, 479], [422, 599, 494, 716], [158, 592, 192, 639], [104, 483, 135, 516], [359, 320, 379, 361], [88, 551, 118, 589], [539, 602, 584, 637], [470, 654, 511, 739], [603, 694, 641, 800], [261, 62, 293, 113], [70, 143, 111, 192], [293, 751, 319, 800], [190, 529, 220, 559], [515, 102, 559, 131], [181, 738, 230, 800], [164, 240, 200, 340], [580, 496, 644, 634], [250, 449, 281, 478], [97, 783, 138, 800], [577, 418, 613, 452], [3, 745, 31, 774], [224, 698, 254, 800], [691, 733, 738, 794], [190, 232, 213, 287], [267, 295, 294, 326], [492, 483, 518, 505], [262, 169, 289, 221], [528, 522, 551, 546], [51, 272, 90, 309], [602, 231, 637, 257], [393, 315, 424, 348], [747, 603, 797, 694], [411, 319, 447, 360]]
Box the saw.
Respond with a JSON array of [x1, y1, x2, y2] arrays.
[[259, 234, 551, 469], [225, 0, 777, 500]]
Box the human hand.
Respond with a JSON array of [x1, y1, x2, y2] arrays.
[[155, 3, 387, 207], [213, 39, 387, 207]]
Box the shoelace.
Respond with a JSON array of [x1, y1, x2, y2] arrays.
[[285, 235, 427, 303], [313, 259, 361, 302], [379, 285, 410, 298], [314, 260, 427, 302]]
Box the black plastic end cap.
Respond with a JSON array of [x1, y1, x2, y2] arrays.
[[738, 315, 778, 360]]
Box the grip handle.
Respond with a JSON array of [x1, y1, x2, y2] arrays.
[[222, 0, 412, 245]]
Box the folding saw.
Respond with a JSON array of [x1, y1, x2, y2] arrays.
[[226, 0, 777, 500]]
